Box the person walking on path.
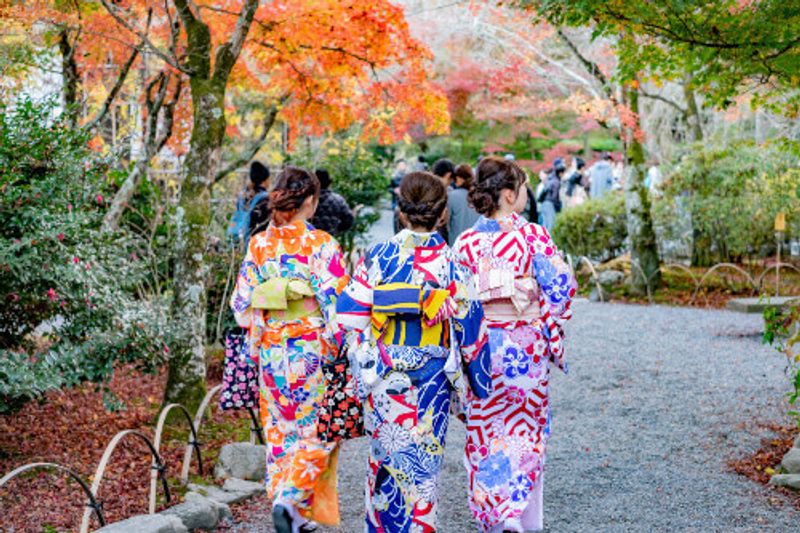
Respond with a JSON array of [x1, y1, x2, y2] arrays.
[[247, 162, 272, 237], [390, 159, 407, 209], [537, 158, 564, 232], [454, 156, 577, 533], [432, 158, 456, 242], [588, 152, 614, 199], [565, 156, 587, 209], [447, 163, 480, 245], [227, 161, 271, 249], [337, 171, 488, 533], [230, 167, 349, 533], [310, 168, 354, 237]]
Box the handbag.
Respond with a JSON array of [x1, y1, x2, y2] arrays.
[[317, 347, 364, 443], [219, 328, 260, 411]]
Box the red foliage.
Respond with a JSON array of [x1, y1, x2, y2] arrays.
[[729, 422, 800, 510], [0, 365, 249, 532]]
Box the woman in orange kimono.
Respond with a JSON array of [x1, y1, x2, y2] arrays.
[[230, 167, 348, 533]]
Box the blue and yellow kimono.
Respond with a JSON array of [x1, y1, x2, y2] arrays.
[[337, 229, 487, 533]]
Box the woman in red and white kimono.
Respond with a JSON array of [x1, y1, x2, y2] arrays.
[[453, 156, 577, 533]]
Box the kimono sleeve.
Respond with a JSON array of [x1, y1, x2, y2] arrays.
[[451, 259, 487, 364], [310, 236, 349, 350], [529, 224, 577, 371], [335, 253, 375, 343], [230, 238, 265, 329], [450, 258, 491, 399], [529, 225, 577, 321]]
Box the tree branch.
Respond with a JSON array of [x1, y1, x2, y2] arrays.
[[639, 90, 687, 116], [156, 78, 183, 152], [214, 104, 280, 184], [212, 0, 258, 84], [144, 72, 171, 157], [102, 71, 182, 232], [100, 0, 187, 73], [172, 0, 198, 26], [84, 44, 141, 131], [556, 28, 616, 104]]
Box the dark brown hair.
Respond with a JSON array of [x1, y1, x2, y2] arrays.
[[269, 166, 320, 225], [398, 171, 447, 231], [468, 156, 527, 216], [453, 163, 474, 189]]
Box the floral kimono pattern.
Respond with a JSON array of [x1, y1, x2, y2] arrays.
[[337, 230, 487, 533], [230, 220, 348, 526], [454, 213, 576, 532]]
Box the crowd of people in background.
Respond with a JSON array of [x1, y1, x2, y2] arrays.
[[390, 150, 634, 240]]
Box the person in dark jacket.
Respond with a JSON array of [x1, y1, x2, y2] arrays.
[[310, 168, 354, 237], [537, 158, 565, 231], [247, 161, 272, 238]]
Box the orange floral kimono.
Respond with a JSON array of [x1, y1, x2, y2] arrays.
[[231, 220, 349, 525]]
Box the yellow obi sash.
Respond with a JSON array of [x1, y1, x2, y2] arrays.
[[371, 282, 454, 343], [251, 278, 320, 320]]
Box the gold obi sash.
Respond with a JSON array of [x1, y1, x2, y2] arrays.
[[251, 277, 320, 320], [371, 282, 455, 343]]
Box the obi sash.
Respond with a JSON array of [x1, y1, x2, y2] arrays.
[[251, 277, 320, 321], [476, 269, 538, 321], [352, 281, 459, 398], [371, 281, 457, 332]]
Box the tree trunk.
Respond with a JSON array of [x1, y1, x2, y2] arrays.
[[164, 78, 227, 411], [623, 83, 661, 294], [683, 81, 704, 142], [58, 29, 80, 128], [683, 78, 708, 266]]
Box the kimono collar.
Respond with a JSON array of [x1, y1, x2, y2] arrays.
[[267, 220, 312, 239], [474, 212, 524, 233], [392, 229, 445, 251]]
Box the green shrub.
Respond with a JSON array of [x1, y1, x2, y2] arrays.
[[655, 140, 800, 265], [0, 99, 172, 413], [290, 136, 387, 251], [552, 192, 628, 261]]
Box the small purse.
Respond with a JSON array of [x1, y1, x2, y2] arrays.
[[219, 328, 260, 411], [317, 348, 364, 443]]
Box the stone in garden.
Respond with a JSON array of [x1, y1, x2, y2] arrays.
[[94, 514, 188, 533], [597, 269, 625, 287], [794, 434, 800, 449], [187, 482, 245, 505], [222, 477, 266, 498], [162, 492, 231, 530], [769, 473, 800, 490], [780, 447, 800, 474], [214, 442, 266, 481], [589, 286, 605, 302]]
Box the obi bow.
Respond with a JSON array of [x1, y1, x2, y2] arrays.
[[251, 277, 315, 311], [371, 281, 458, 332], [476, 270, 537, 314]]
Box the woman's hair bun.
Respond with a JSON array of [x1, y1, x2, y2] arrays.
[[269, 166, 320, 225], [468, 156, 526, 216], [397, 171, 447, 230]]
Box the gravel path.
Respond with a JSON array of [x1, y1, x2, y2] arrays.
[[230, 299, 799, 533]]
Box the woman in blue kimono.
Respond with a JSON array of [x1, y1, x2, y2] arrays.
[[337, 172, 488, 533]]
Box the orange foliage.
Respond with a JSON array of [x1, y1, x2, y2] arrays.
[[5, 0, 449, 148]]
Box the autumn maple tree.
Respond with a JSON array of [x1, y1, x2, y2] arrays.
[[6, 0, 449, 410]]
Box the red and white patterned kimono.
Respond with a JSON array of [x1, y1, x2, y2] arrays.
[[454, 213, 577, 532]]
